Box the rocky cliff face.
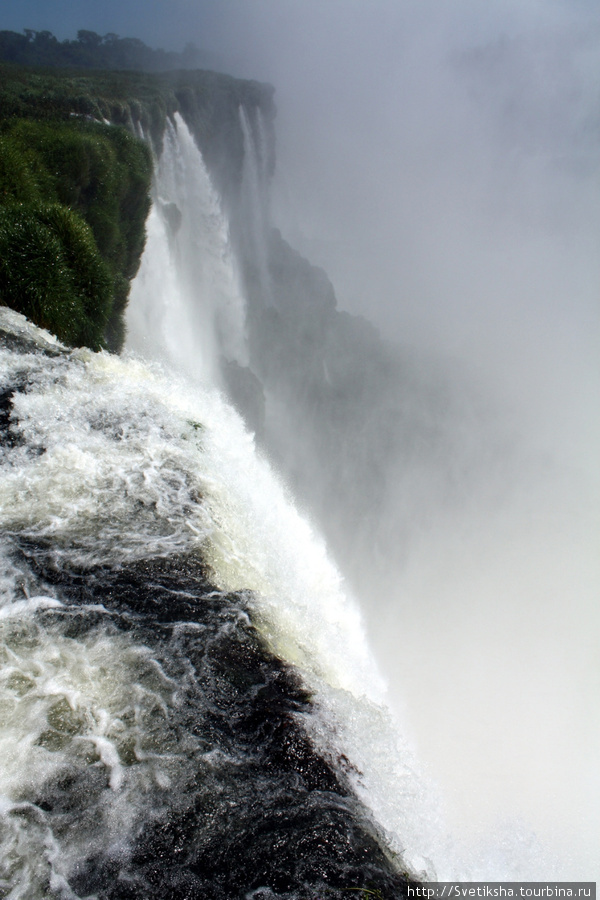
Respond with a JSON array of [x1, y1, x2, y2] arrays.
[[189, 78, 492, 603]]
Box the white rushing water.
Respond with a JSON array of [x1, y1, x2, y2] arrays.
[[124, 114, 453, 876], [127, 113, 248, 384], [1, 111, 592, 893], [125, 110, 557, 882], [123, 110, 598, 882], [0, 308, 443, 885]]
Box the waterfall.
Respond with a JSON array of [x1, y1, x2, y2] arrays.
[[0, 306, 427, 896], [123, 109, 590, 883], [238, 105, 273, 306], [126, 113, 248, 385], [0, 114, 441, 895], [0, 104, 591, 895], [124, 110, 450, 877]]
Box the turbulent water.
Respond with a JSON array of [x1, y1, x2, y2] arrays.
[[0, 305, 426, 898], [0, 111, 442, 897], [4, 104, 594, 896]]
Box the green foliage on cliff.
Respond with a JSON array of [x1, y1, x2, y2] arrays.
[[0, 61, 172, 148], [0, 202, 112, 348], [0, 67, 152, 350]]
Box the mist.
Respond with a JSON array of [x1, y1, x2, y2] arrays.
[[200, 1, 600, 878], [3, 0, 599, 880]]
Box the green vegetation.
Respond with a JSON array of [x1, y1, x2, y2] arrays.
[[0, 202, 111, 349], [0, 61, 174, 147], [0, 67, 152, 350]]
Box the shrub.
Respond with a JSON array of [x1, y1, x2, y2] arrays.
[[0, 202, 112, 349], [0, 117, 151, 350]]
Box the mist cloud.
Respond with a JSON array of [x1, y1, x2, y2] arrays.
[[196, 1, 599, 875], [209, 0, 599, 474]]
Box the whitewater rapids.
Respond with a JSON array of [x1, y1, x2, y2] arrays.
[[0, 306, 438, 897]]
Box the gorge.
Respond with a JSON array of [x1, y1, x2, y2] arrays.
[[0, 29, 598, 895]]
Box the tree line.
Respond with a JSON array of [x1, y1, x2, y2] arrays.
[[0, 29, 206, 71]]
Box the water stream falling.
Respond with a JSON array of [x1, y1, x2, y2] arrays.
[[127, 113, 248, 384], [124, 111, 600, 885], [125, 113, 449, 877], [0, 109, 596, 897], [238, 106, 273, 306], [0, 115, 435, 898], [124, 113, 583, 883]]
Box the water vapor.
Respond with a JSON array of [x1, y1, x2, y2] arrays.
[[193, 0, 600, 878]]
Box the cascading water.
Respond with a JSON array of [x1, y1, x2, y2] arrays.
[[126, 111, 579, 885], [238, 106, 273, 306], [0, 107, 586, 897], [127, 113, 248, 384], [0, 308, 425, 898], [126, 111, 448, 876], [0, 113, 435, 897]]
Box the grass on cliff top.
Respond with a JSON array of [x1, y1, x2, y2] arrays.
[[0, 61, 271, 148]]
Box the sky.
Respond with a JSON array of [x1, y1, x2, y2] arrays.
[[3, 0, 600, 879]]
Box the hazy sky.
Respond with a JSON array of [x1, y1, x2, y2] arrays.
[[2, 0, 599, 46]]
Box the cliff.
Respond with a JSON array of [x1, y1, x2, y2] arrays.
[[0, 60, 274, 350]]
